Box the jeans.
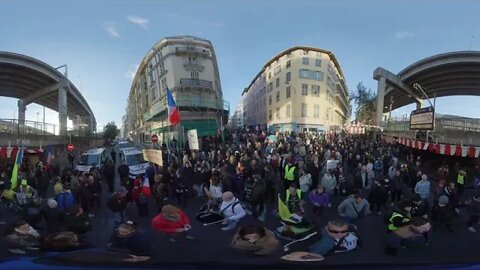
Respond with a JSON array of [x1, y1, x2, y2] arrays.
[[113, 210, 126, 227]]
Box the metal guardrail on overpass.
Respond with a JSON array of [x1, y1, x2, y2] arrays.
[[384, 117, 480, 146], [0, 118, 93, 137]]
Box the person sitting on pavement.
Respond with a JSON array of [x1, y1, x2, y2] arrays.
[[384, 217, 432, 256], [411, 194, 430, 219], [64, 205, 92, 235], [337, 193, 370, 225], [387, 200, 412, 232], [230, 225, 280, 256], [42, 231, 84, 252], [152, 204, 195, 242], [5, 220, 41, 254], [219, 191, 246, 231], [466, 190, 480, 233], [108, 221, 153, 258], [280, 183, 305, 215], [285, 219, 359, 259]]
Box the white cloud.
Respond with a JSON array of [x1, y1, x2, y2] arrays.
[[103, 22, 121, 38], [127, 15, 149, 29], [394, 31, 415, 40], [124, 64, 140, 80]]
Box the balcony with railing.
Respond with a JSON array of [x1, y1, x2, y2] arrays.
[[175, 47, 211, 58]]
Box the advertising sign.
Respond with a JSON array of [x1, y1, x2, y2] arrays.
[[410, 107, 435, 130]]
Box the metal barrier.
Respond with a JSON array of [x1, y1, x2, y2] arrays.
[[0, 118, 95, 137]]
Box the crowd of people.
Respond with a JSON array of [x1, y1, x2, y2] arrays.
[[0, 129, 479, 264]]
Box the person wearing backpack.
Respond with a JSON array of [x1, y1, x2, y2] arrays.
[[219, 191, 246, 231]]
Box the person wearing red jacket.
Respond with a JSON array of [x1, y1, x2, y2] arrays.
[[152, 204, 195, 242]]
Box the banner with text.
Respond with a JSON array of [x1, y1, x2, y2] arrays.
[[142, 149, 163, 166], [187, 129, 199, 150]]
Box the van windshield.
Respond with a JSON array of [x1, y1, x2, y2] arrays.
[[79, 154, 100, 166], [125, 153, 146, 166]]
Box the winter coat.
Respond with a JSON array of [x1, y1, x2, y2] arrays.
[[249, 179, 267, 203], [57, 191, 75, 209], [391, 176, 403, 192], [106, 194, 128, 213], [414, 180, 431, 200], [467, 199, 480, 216], [321, 174, 337, 194], [152, 210, 190, 233], [6, 230, 40, 249], [220, 198, 246, 221], [338, 196, 370, 219], [109, 229, 153, 256], [230, 229, 280, 255], [42, 206, 65, 233], [309, 190, 330, 207], [65, 212, 92, 234]]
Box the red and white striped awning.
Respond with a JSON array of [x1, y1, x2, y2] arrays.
[[396, 138, 480, 158]]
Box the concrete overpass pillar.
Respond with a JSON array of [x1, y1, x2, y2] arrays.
[[416, 100, 422, 109], [376, 76, 386, 127], [17, 99, 26, 135], [58, 80, 68, 136]]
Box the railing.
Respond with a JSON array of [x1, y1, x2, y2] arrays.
[[179, 78, 213, 89], [0, 118, 94, 137]]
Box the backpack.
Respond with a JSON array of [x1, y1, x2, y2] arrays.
[[220, 200, 241, 215]]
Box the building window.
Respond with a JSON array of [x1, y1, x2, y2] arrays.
[[314, 104, 320, 118], [286, 86, 291, 98], [301, 103, 307, 117], [151, 87, 157, 101], [286, 104, 291, 117], [301, 84, 308, 96], [276, 91, 280, 102], [274, 66, 281, 75], [192, 94, 201, 106], [286, 72, 291, 82], [268, 72, 272, 80], [191, 71, 199, 79], [188, 57, 198, 65], [302, 57, 309, 65], [269, 110, 272, 121], [161, 78, 167, 90], [299, 69, 324, 81], [268, 82, 273, 92], [286, 60, 291, 68], [315, 59, 321, 67], [303, 50, 309, 55], [276, 78, 280, 88], [276, 107, 280, 119], [312, 85, 320, 96], [269, 95, 272, 105]]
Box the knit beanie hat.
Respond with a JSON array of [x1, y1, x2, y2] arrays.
[[438, 195, 449, 205], [47, 199, 58, 209]]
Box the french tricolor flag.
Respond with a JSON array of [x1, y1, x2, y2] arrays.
[[167, 87, 181, 127]]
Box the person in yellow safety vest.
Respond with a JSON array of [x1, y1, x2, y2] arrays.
[[456, 169, 467, 196], [281, 183, 304, 214], [284, 158, 298, 190], [17, 180, 37, 205], [388, 201, 412, 232]]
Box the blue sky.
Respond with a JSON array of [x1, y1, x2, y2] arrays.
[[1, 0, 480, 130]]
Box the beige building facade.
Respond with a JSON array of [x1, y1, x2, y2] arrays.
[[124, 36, 228, 145], [242, 46, 350, 132]]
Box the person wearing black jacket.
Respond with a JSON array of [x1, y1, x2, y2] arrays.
[[42, 199, 65, 233], [107, 187, 129, 227], [118, 162, 130, 188], [65, 205, 92, 235], [467, 191, 480, 232], [431, 195, 455, 232], [103, 160, 115, 193], [249, 174, 267, 220], [369, 179, 388, 214], [411, 194, 429, 219], [108, 222, 153, 257]]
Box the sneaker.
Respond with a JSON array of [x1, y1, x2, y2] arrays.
[[258, 215, 266, 222], [8, 248, 26, 254], [88, 214, 95, 218], [185, 235, 196, 240], [221, 224, 236, 231], [377, 211, 382, 215], [168, 238, 177, 242], [328, 203, 332, 208], [468, 227, 477, 233]]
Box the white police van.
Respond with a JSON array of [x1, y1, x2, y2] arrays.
[[120, 147, 149, 179], [76, 148, 106, 172]]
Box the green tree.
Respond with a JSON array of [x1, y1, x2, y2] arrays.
[[103, 122, 119, 141], [350, 82, 377, 124]]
